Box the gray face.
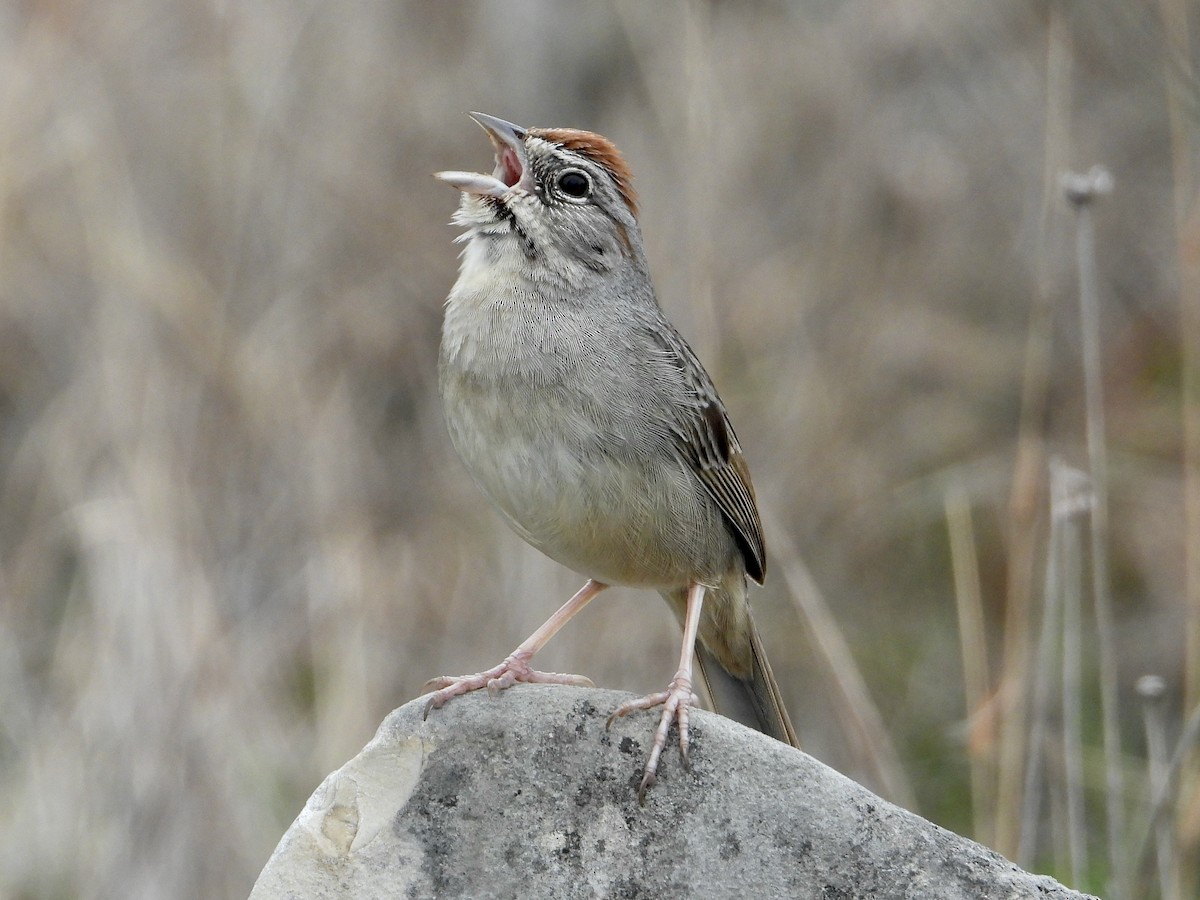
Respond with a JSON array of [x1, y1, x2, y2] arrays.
[[501, 136, 640, 276], [460, 138, 648, 282], [442, 124, 645, 290]]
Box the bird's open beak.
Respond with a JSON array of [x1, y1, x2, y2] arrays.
[[436, 112, 535, 198]]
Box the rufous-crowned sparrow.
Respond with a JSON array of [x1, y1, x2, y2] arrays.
[[427, 113, 798, 798]]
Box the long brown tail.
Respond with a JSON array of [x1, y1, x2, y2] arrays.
[[694, 619, 800, 748]]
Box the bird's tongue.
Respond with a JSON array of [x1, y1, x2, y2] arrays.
[[436, 113, 533, 199], [496, 145, 524, 187]]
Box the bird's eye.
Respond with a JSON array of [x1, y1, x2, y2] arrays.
[[556, 170, 592, 199]]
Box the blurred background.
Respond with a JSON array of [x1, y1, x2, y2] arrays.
[[1, 1, 1197, 897]]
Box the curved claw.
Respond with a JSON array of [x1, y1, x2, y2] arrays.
[[607, 670, 698, 800], [637, 769, 656, 805]]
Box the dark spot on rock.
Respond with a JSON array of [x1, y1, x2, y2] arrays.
[[618, 736, 639, 755], [396, 762, 476, 893], [571, 698, 598, 735], [821, 885, 853, 899], [412, 763, 467, 816], [610, 876, 658, 900], [575, 782, 593, 807], [719, 832, 741, 860], [560, 828, 582, 859]]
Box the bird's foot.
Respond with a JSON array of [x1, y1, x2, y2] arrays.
[[423, 651, 594, 718], [607, 669, 699, 802]]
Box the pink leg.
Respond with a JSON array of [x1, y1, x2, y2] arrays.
[[607, 581, 705, 801], [423, 579, 608, 718]]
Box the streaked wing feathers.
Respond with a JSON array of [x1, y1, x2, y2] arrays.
[[649, 325, 766, 584]]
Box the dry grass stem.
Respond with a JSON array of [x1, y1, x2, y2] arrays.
[[1136, 674, 1177, 900], [1063, 164, 1124, 895], [944, 482, 994, 846]]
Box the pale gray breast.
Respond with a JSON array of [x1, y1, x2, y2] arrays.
[[439, 286, 737, 588]]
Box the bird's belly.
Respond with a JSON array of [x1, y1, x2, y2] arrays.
[[441, 375, 733, 588]]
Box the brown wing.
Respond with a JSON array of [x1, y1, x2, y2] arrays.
[[649, 324, 767, 584]]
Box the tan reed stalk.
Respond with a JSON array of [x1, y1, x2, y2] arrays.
[[944, 482, 994, 847]]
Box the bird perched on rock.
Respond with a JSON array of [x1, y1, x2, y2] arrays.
[[426, 113, 798, 799]]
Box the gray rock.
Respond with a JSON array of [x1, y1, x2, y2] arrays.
[[250, 685, 1095, 900]]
